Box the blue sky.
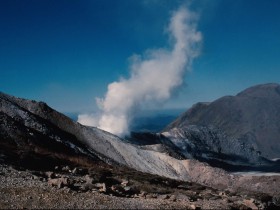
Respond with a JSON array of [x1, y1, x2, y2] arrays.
[[1, 0, 280, 113]]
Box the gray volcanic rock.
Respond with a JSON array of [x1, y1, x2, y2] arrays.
[[0, 94, 105, 170], [164, 83, 280, 161], [1, 90, 280, 199], [0, 91, 218, 182], [162, 126, 268, 167]]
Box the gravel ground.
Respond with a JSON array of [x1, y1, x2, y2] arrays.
[[0, 164, 238, 209]]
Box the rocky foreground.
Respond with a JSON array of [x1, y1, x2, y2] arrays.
[[1, 163, 279, 209]]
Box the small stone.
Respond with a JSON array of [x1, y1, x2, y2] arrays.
[[219, 191, 225, 196], [72, 167, 87, 175], [97, 183, 107, 193], [84, 175, 94, 184], [152, 194, 158, 199], [121, 180, 129, 186], [145, 194, 154, 199], [160, 194, 169, 200], [223, 198, 230, 203], [189, 204, 201, 210], [190, 204, 195, 209], [124, 186, 131, 192], [243, 198, 258, 210], [139, 191, 147, 198], [48, 177, 70, 189], [72, 168, 78, 174], [169, 195, 176, 202], [62, 166, 70, 172], [95, 183, 104, 188], [45, 171, 55, 179]]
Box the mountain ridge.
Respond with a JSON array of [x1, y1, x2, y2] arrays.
[[1, 86, 280, 202], [164, 83, 280, 160]]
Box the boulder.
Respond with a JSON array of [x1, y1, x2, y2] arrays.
[[45, 171, 55, 179], [84, 175, 94, 184], [169, 195, 177, 202], [243, 199, 258, 210], [159, 194, 169, 200], [80, 183, 95, 192], [189, 204, 201, 210], [94, 183, 107, 193], [62, 166, 71, 172], [121, 180, 129, 186], [72, 167, 88, 175], [48, 177, 70, 188]]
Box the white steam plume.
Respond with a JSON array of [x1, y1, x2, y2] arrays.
[[78, 7, 202, 136]]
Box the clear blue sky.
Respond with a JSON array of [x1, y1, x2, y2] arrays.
[[1, 0, 280, 113]]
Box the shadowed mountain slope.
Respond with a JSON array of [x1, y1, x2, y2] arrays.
[[165, 83, 280, 160], [0, 91, 232, 184]]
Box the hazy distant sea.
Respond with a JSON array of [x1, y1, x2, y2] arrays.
[[64, 108, 185, 133]]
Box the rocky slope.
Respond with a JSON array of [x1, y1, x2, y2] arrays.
[[162, 83, 280, 168], [1, 91, 280, 209], [1, 92, 230, 184]]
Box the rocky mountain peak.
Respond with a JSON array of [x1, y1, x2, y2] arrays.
[[236, 83, 280, 98], [165, 83, 280, 160]]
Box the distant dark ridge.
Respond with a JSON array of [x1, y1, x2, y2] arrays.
[[165, 83, 280, 159]]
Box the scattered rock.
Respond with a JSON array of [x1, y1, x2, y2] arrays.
[[169, 195, 176, 202], [243, 198, 258, 210], [101, 183, 107, 193], [139, 191, 147, 198], [62, 166, 71, 172], [219, 191, 226, 196], [48, 177, 70, 189], [72, 168, 87, 175], [121, 180, 129, 186], [94, 183, 107, 193], [223, 198, 230, 203], [159, 194, 169, 200], [45, 171, 55, 179], [84, 175, 94, 184], [189, 204, 201, 210], [230, 202, 252, 210], [123, 186, 131, 192]]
